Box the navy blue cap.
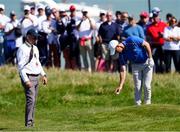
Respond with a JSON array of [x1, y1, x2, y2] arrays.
[[26, 29, 39, 39]]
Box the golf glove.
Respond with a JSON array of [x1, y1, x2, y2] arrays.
[[147, 58, 154, 67]]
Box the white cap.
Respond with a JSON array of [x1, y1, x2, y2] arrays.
[[109, 40, 119, 55], [24, 5, 30, 11], [82, 8, 88, 12], [0, 4, 5, 10], [152, 7, 161, 13], [37, 4, 44, 10], [60, 8, 65, 12]]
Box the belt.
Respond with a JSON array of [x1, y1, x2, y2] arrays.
[[27, 74, 39, 77]]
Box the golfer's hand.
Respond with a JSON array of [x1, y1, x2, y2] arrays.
[[115, 87, 122, 95], [42, 76, 47, 85], [25, 81, 32, 88], [148, 58, 154, 67]]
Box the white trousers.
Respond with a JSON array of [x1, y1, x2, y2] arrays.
[[132, 62, 153, 105]]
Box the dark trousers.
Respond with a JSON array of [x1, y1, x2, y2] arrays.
[[4, 40, 16, 64], [21, 75, 39, 126], [47, 44, 60, 68], [37, 32, 48, 66], [153, 46, 165, 73], [164, 50, 180, 72]]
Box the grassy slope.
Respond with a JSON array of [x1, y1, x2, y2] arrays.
[[0, 66, 180, 131]]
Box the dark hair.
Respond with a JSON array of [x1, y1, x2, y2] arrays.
[[115, 11, 121, 16], [100, 12, 105, 17], [169, 16, 177, 24], [178, 20, 180, 27], [166, 13, 173, 19]]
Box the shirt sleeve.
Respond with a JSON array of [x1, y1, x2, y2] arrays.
[[119, 53, 127, 66], [16, 47, 29, 82]]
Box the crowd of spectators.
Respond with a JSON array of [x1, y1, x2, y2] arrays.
[[0, 3, 179, 73]]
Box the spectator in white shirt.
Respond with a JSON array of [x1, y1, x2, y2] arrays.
[[20, 5, 38, 37], [4, 11, 19, 64], [77, 9, 96, 72], [163, 16, 180, 72], [42, 10, 60, 67], [36, 4, 48, 66], [0, 4, 10, 65]]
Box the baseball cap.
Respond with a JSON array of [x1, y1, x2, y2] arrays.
[[24, 5, 30, 11], [37, 4, 45, 10], [26, 29, 39, 39], [45, 6, 52, 16], [82, 8, 88, 13], [69, 5, 76, 11], [140, 11, 149, 18], [10, 11, 16, 16], [109, 40, 119, 55], [152, 7, 161, 13], [0, 4, 5, 10]]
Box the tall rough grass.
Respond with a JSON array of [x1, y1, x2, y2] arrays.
[[0, 66, 180, 131]]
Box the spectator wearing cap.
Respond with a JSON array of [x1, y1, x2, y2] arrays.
[[16, 28, 47, 128], [146, 7, 167, 73], [77, 8, 96, 72], [20, 5, 38, 37], [98, 11, 120, 72], [30, 6, 38, 29], [61, 5, 81, 70], [0, 4, 10, 26], [109, 36, 154, 106], [152, 7, 161, 15], [42, 9, 60, 68], [137, 11, 150, 35], [36, 4, 48, 66], [0, 4, 10, 66], [4, 11, 19, 64], [163, 16, 180, 73]]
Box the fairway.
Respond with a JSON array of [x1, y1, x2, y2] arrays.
[[0, 66, 180, 131]]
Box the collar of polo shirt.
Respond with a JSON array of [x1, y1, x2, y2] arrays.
[[25, 41, 33, 47]]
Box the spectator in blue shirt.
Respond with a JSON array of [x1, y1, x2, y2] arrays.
[[109, 36, 154, 106], [122, 16, 145, 40]]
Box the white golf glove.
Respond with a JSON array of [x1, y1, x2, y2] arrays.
[[147, 58, 154, 67]]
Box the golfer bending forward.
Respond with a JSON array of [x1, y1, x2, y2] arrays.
[[109, 36, 154, 106]]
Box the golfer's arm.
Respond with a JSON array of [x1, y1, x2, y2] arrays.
[[119, 65, 126, 88], [142, 41, 152, 58]]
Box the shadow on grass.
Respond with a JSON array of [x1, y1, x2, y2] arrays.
[[0, 128, 8, 130]]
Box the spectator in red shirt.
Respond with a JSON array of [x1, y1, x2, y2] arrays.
[[146, 7, 167, 73]]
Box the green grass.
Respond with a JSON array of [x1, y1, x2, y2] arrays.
[[0, 66, 180, 131]]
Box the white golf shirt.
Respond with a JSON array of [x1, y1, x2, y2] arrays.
[[78, 18, 95, 38], [4, 20, 19, 40], [163, 26, 180, 50], [17, 41, 46, 82]]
